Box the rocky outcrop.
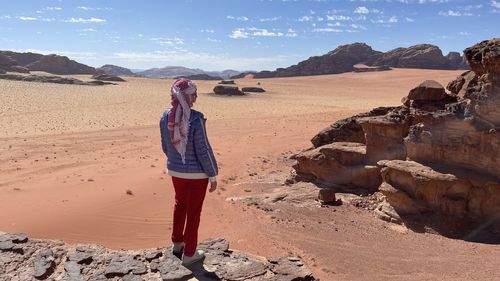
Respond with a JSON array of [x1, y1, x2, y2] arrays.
[[218, 80, 236, 85], [292, 38, 500, 236], [91, 73, 126, 82], [0, 51, 96, 75], [234, 43, 467, 79], [97, 64, 135, 76], [213, 85, 244, 96], [242, 87, 266, 93], [0, 233, 315, 281], [0, 73, 115, 86]]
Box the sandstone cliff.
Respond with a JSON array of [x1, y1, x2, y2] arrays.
[[292, 38, 500, 240]]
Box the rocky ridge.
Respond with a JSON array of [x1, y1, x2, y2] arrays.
[[97, 64, 135, 77], [0, 232, 315, 281], [291, 38, 500, 241], [0, 51, 96, 75], [232, 42, 468, 79]]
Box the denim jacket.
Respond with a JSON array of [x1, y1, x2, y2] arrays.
[[159, 109, 218, 178]]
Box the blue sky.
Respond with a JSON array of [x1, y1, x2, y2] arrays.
[[0, 0, 498, 71]]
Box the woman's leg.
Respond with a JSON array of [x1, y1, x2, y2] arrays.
[[183, 178, 208, 256], [171, 177, 188, 243]]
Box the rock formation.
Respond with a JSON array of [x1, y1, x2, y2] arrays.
[[292, 38, 500, 238], [242, 87, 266, 93], [218, 80, 236, 85], [0, 51, 96, 75], [91, 73, 126, 82], [232, 42, 468, 79], [0, 232, 315, 281], [0, 73, 115, 86], [97, 64, 135, 77], [213, 85, 244, 96]]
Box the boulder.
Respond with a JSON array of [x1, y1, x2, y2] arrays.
[[407, 80, 447, 101], [213, 85, 244, 96], [91, 73, 126, 82], [293, 142, 382, 189], [218, 80, 235, 84], [241, 87, 265, 93], [464, 38, 500, 79], [318, 188, 336, 203], [446, 70, 478, 98]]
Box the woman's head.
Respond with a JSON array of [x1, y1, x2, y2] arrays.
[[171, 78, 197, 107]]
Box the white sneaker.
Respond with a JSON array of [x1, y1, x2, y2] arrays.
[[182, 249, 205, 266], [172, 242, 184, 254]]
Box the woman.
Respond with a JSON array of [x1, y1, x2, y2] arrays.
[[159, 78, 218, 266]]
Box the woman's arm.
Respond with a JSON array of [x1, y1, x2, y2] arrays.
[[193, 117, 218, 179]]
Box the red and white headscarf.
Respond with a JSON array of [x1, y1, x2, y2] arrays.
[[167, 78, 197, 163]]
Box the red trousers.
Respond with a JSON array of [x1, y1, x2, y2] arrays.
[[171, 177, 208, 256]]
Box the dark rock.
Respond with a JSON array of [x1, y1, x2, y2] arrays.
[[407, 80, 447, 101], [68, 248, 94, 264], [0, 51, 43, 66], [464, 38, 500, 80], [218, 80, 235, 84], [122, 274, 144, 281], [268, 256, 315, 281], [353, 65, 391, 72], [144, 249, 163, 262], [0, 73, 115, 86], [213, 85, 244, 96], [242, 87, 266, 92], [155, 257, 193, 281], [0, 68, 6, 74], [318, 188, 336, 203], [33, 248, 56, 280], [104, 254, 146, 278], [372, 44, 453, 70], [64, 261, 84, 281], [91, 73, 126, 82]]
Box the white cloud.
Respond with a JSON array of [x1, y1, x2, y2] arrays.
[[18, 16, 37, 21], [326, 15, 352, 21], [438, 10, 473, 16], [77, 6, 112, 11], [44, 7, 62, 11], [313, 28, 342, 32], [371, 16, 398, 23], [207, 38, 221, 42], [328, 22, 341, 27], [350, 23, 367, 30], [492, 0, 500, 9], [229, 28, 249, 39], [458, 31, 470, 36], [298, 15, 313, 22], [405, 17, 414, 22], [200, 29, 215, 33], [354, 7, 369, 14], [150, 37, 184, 46], [259, 16, 281, 22], [82, 28, 97, 32], [65, 17, 106, 23], [286, 28, 298, 37], [227, 15, 249, 21]]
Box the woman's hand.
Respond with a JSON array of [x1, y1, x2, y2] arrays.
[[209, 180, 217, 193]]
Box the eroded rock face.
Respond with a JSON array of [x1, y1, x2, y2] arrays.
[[26, 54, 96, 75], [0, 233, 316, 281], [292, 38, 500, 231]]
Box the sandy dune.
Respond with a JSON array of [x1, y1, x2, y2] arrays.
[[1, 69, 499, 280]]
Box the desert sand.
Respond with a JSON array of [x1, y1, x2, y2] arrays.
[[1, 69, 499, 281]]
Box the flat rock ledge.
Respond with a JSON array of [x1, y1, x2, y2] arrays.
[[0, 232, 316, 281]]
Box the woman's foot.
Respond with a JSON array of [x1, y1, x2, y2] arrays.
[[182, 249, 205, 266], [172, 242, 184, 255]]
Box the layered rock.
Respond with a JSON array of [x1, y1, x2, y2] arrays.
[[174, 73, 222, 80], [0, 233, 315, 281], [292, 38, 500, 233], [233, 42, 467, 79]]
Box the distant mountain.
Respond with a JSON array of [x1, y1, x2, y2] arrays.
[[174, 73, 223, 80], [231, 42, 468, 79], [136, 66, 240, 79], [0, 51, 96, 75], [97, 64, 135, 76]]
